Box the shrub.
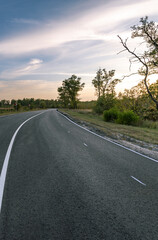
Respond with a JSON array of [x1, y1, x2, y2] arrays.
[[93, 95, 116, 114], [103, 108, 119, 122], [117, 110, 139, 125]]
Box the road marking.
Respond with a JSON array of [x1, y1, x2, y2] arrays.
[[131, 176, 146, 186], [57, 111, 158, 163], [84, 143, 88, 147], [0, 111, 45, 213]]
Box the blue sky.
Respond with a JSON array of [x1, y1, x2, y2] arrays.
[[0, 0, 158, 100]]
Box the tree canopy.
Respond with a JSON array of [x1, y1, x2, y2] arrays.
[[92, 68, 120, 98], [92, 68, 120, 113], [58, 75, 85, 108]]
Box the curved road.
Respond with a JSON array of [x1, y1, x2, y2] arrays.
[[0, 110, 158, 239]]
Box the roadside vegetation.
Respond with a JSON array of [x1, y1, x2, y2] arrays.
[[59, 108, 158, 145], [0, 98, 59, 115], [58, 76, 158, 144]]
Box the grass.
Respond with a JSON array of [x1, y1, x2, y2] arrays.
[[0, 109, 16, 116], [0, 108, 42, 116], [59, 109, 158, 145]]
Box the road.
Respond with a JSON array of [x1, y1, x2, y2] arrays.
[[0, 109, 158, 239]]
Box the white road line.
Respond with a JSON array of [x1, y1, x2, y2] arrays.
[[0, 111, 45, 213], [131, 176, 146, 186], [84, 143, 88, 147], [57, 111, 158, 163]]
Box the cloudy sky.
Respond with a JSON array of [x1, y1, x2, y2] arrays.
[[0, 0, 158, 100]]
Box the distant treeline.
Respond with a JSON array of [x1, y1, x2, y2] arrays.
[[0, 98, 59, 112], [0, 98, 97, 112]]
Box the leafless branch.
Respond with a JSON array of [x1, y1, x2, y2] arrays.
[[117, 49, 126, 55], [121, 73, 138, 80], [117, 34, 158, 109]]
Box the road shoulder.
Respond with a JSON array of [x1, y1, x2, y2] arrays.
[[57, 109, 158, 161]]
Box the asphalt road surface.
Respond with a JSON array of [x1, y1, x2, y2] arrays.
[[0, 109, 158, 240]]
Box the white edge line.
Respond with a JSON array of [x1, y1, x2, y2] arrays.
[[57, 110, 158, 163], [0, 111, 45, 212], [131, 176, 146, 186]]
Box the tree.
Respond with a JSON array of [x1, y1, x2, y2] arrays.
[[92, 68, 120, 98], [92, 69, 103, 98], [131, 16, 158, 68], [39, 101, 46, 109], [58, 75, 85, 109], [116, 80, 158, 120], [58, 86, 70, 108], [92, 68, 120, 113], [102, 69, 116, 96], [118, 16, 158, 110]]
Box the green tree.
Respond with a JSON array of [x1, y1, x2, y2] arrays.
[[92, 68, 120, 113], [58, 75, 85, 109], [39, 101, 46, 109], [92, 69, 119, 98], [58, 86, 70, 108], [102, 69, 117, 96], [92, 69, 103, 98]]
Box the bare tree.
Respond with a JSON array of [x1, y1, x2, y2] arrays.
[[118, 17, 158, 110]]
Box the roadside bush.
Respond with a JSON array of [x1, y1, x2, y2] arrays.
[[117, 110, 139, 125], [93, 95, 116, 114], [142, 107, 158, 121], [103, 108, 119, 122], [93, 96, 106, 114]]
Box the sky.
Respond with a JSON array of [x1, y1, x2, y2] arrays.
[[0, 0, 158, 101]]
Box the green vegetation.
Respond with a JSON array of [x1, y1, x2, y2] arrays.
[[116, 111, 139, 125], [59, 109, 158, 145], [0, 98, 59, 115], [58, 75, 85, 109], [77, 101, 96, 109], [92, 68, 120, 114], [103, 108, 119, 122]]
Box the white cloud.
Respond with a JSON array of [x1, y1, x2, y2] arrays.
[[0, 0, 157, 56], [29, 58, 43, 65], [16, 58, 43, 73], [35, 72, 96, 77], [0, 58, 43, 79]]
